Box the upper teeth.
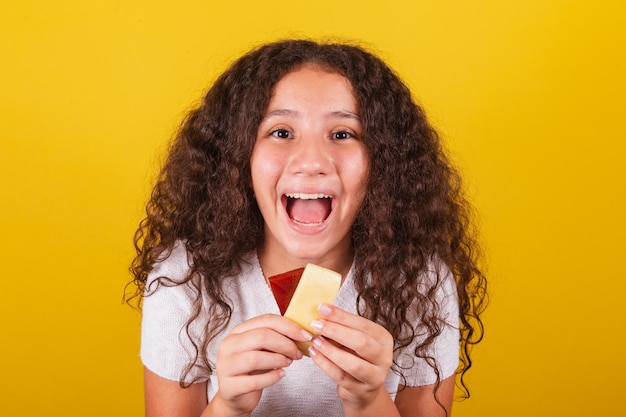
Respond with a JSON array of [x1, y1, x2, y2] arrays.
[[285, 193, 331, 200]]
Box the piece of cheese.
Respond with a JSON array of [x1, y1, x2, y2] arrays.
[[283, 263, 341, 356]]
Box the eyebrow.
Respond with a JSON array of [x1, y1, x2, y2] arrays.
[[262, 109, 361, 121]]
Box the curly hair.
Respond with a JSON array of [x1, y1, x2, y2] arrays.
[[128, 39, 487, 401]]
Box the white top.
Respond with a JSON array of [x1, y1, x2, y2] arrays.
[[141, 242, 460, 416]]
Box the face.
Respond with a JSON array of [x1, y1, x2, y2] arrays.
[[251, 65, 369, 276]]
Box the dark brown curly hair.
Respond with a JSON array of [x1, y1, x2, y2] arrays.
[[128, 39, 487, 400]]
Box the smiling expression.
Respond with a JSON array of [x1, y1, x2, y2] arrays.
[[251, 65, 369, 277]]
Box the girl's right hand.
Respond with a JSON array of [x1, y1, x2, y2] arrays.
[[209, 314, 312, 417]]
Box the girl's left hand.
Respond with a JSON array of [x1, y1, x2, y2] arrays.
[[307, 304, 394, 411]]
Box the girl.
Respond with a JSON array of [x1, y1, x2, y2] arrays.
[[128, 39, 487, 417]]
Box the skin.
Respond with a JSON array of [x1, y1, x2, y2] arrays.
[[143, 65, 455, 416]]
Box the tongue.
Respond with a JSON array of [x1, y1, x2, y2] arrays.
[[287, 198, 331, 224]]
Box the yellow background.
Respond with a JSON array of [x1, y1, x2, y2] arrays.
[[1, 0, 624, 415]]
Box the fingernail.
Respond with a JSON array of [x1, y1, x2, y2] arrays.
[[308, 346, 317, 357], [278, 369, 286, 378], [301, 329, 313, 341], [295, 349, 303, 360], [312, 337, 323, 348], [311, 320, 323, 332], [318, 303, 332, 316]]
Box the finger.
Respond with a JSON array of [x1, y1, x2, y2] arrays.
[[309, 336, 378, 384], [222, 368, 287, 396], [317, 304, 375, 332], [221, 328, 303, 360], [311, 318, 391, 365], [225, 350, 294, 376], [231, 313, 314, 341], [312, 320, 373, 358]]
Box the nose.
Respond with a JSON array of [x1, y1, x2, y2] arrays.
[[289, 136, 334, 176]]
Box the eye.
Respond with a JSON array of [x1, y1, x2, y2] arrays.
[[331, 130, 354, 140], [270, 129, 292, 139]]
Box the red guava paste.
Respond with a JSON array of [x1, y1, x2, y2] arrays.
[[268, 267, 305, 315]]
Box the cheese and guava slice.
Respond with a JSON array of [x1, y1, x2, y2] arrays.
[[278, 263, 341, 356]]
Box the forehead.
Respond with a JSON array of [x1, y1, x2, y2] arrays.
[[267, 65, 358, 110]]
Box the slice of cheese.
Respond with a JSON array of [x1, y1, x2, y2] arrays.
[[283, 263, 341, 356]]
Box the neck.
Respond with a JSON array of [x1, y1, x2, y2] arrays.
[[257, 246, 353, 282]]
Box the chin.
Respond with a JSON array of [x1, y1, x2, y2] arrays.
[[286, 247, 328, 263]]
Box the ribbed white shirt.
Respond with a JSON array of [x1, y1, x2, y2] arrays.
[[141, 242, 460, 416]]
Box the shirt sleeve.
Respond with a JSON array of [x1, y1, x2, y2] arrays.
[[394, 263, 460, 386], [140, 243, 204, 383]]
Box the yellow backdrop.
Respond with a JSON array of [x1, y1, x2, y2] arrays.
[[1, 1, 624, 415]]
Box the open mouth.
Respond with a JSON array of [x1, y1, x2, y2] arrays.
[[284, 192, 332, 225]]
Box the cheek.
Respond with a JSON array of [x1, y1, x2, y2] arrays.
[[344, 149, 370, 191], [251, 147, 283, 192]]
